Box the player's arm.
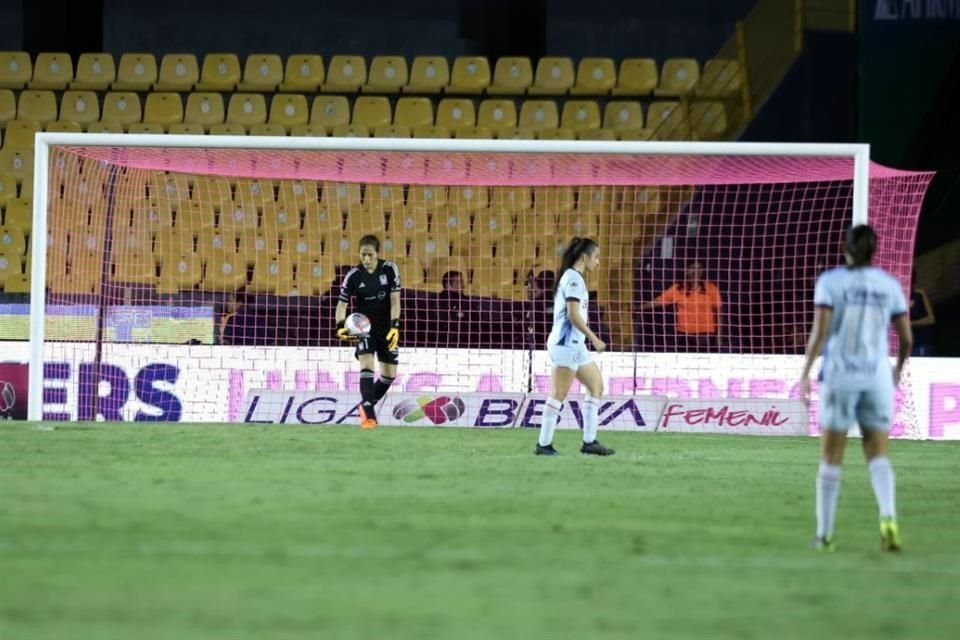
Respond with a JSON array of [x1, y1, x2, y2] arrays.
[[641, 285, 675, 310], [798, 305, 831, 404], [892, 312, 913, 384], [912, 289, 936, 327], [334, 272, 357, 341], [566, 299, 606, 352], [385, 263, 402, 350]]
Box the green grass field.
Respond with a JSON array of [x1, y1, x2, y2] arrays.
[[2, 424, 958, 640]]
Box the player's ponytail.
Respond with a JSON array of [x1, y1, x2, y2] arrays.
[[555, 237, 599, 294], [845, 224, 877, 268]]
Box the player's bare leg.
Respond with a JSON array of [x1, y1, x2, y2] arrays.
[[813, 429, 846, 550], [535, 366, 577, 456], [357, 353, 378, 429], [575, 362, 614, 456], [862, 429, 900, 551]]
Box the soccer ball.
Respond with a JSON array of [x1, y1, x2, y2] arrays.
[[345, 313, 372, 337]]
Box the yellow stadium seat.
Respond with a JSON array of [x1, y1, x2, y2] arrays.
[[101, 92, 142, 129], [537, 128, 575, 140], [654, 58, 700, 97], [113, 53, 158, 91], [0, 52, 31, 89], [113, 252, 157, 284], [603, 100, 646, 134], [278, 180, 319, 211], [473, 210, 513, 245], [647, 101, 689, 139], [571, 58, 616, 95], [0, 173, 16, 205], [0, 90, 15, 126], [184, 93, 225, 130], [143, 93, 183, 129], [491, 187, 532, 217], [405, 56, 449, 94], [364, 183, 405, 215], [154, 227, 193, 262], [29, 53, 73, 90], [619, 128, 655, 141], [310, 96, 350, 129], [280, 54, 325, 92], [454, 126, 493, 139], [434, 209, 471, 242], [321, 181, 363, 214], [17, 90, 58, 125], [226, 93, 267, 127], [248, 254, 293, 293], [394, 97, 433, 128], [690, 101, 728, 140], [238, 54, 283, 92], [409, 234, 450, 270], [696, 59, 743, 98], [470, 259, 517, 297], [196, 53, 241, 91], [238, 229, 281, 266], [268, 94, 309, 131], [0, 250, 23, 283], [413, 125, 450, 138], [87, 121, 124, 134], [4, 272, 30, 293], [261, 202, 300, 235], [406, 185, 446, 213], [4, 197, 30, 230], [201, 251, 246, 291], [560, 100, 601, 131], [293, 256, 335, 295], [234, 178, 273, 208], [290, 124, 328, 137], [489, 57, 533, 95], [449, 185, 489, 213], [390, 207, 428, 243], [0, 148, 31, 183], [70, 53, 115, 90], [284, 230, 324, 263], [0, 226, 27, 255], [497, 127, 535, 140], [477, 99, 517, 131], [518, 100, 558, 131], [157, 254, 202, 294], [351, 96, 391, 128], [373, 125, 410, 138], [209, 123, 247, 136], [322, 55, 366, 93], [448, 56, 490, 94], [2, 120, 40, 150], [331, 124, 369, 138], [612, 58, 658, 96], [364, 56, 408, 93], [426, 256, 469, 288], [249, 123, 287, 136], [196, 228, 237, 259], [167, 123, 205, 135], [155, 54, 199, 91], [435, 98, 475, 129], [534, 186, 575, 214], [59, 91, 100, 125], [577, 128, 616, 141], [529, 57, 575, 95], [344, 209, 386, 238]]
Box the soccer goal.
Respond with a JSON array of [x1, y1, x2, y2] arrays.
[[27, 134, 932, 433]]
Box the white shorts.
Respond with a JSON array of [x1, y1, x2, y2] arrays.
[[548, 343, 593, 371], [818, 385, 894, 432]]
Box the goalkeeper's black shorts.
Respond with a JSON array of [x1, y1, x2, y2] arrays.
[[354, 334, 399, 365]]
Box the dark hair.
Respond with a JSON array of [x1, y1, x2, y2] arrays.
[[555, 237, 599, 294], [441, 270, 463, 289], [845, 224, 876, 267], [358, 235, 380, 252]]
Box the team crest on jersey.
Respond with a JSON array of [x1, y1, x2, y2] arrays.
[[379, 274, 388, 285]]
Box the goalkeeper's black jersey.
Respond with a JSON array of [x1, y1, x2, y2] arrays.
[[338, 260, 401, 336]]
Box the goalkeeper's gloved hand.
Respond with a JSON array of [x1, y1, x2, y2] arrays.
[[335, 319, 358, 342], [386, 319, 400, 351]]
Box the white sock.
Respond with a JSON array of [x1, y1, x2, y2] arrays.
[[868, 456, 897, 520], [582, 393, 600, 443], [538, 397, 562, 447], [816, 463, 842, 539]]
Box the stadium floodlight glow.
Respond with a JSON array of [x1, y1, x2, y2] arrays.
[[29, 133, 931, 426]]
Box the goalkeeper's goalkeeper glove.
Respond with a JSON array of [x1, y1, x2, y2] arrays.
[[386, 319, 400, 351], [335, 319, 358, 342]]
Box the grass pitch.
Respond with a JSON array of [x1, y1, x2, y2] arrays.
[[1, 423, 958, 640]]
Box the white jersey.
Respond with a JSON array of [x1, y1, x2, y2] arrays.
[[814, 266, 907, 391], [547, 268, 589, 348]]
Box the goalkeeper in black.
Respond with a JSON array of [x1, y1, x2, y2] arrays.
[[334, 235, 402, 429]]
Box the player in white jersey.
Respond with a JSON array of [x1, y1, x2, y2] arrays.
[[799, 225, 912, 552], [535, 237, 614, 456]]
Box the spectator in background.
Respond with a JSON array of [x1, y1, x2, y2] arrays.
[[910, 269, 936, 356], [435, 270, 467, 347], [523, 269, 556, 349], [642, 260, 723, 352]]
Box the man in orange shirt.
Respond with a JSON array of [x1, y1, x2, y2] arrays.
[[643, 261, 723, 351]]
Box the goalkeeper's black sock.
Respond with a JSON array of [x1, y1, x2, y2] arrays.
[[359, 368, 376, 406], [373, 376, 395, 402]]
